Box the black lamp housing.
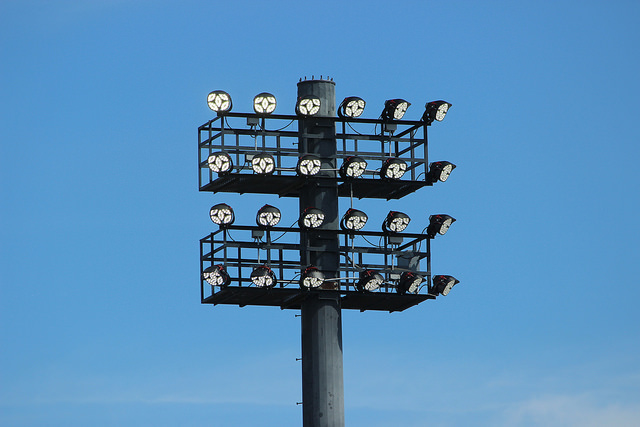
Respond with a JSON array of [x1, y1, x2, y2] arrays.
[[300, 207, 325, 229], [423, 100, 452, 125], [253, 92, 277, 115], [427, 161, 456, 184], [432, 275, 459, 296], [426, 214, 456, 238], [356, 269, 384, 292], [381, 99, 411, 121], [251, 152, 276, 175], [397, 271, 424, 295], [382, 211, 411, 233], [207, 90, 232, 113], [300, 266, 325, 289], [338, 96, 366, 118], [340, 208, 368, 232], [209, 203, 235, 227], [207, 151, 234, 175], [296, 95, 321, 116], [256, 204, 281, 227], [250, 265, 277, 288], [203, 264, 231, 287], [380, 157, 408, 180], [339, 156, 367, 179], [297, 154, 322, 177]]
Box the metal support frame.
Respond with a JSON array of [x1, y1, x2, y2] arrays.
[[199, 226, 432, 297], [198, 108, 430, 200]]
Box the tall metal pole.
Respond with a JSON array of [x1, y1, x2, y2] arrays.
[[298, 79, 345, 427]]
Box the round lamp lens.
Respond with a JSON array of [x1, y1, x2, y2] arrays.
[[210, 203, 234, 226], [251, 153, 275, 175], [253, 92, 277, 114], [297, 155, 322, 176], [207, 152, 233, 174], [297, 97, 321, 116], [207, 90, 232, 112]]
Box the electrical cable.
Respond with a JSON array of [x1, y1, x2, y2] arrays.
[[361, 234, 381, 248], [270, 220, 298, 243], [262, 120, 294, 132], [346, 121, 364, 136], [416, 226, 429, 252]]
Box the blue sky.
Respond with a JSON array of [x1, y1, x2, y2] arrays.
[[1, 0, 639, 426]]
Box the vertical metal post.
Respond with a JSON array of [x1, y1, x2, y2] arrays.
[[298, 79, 345, 427], [426, 237, 432, 292]]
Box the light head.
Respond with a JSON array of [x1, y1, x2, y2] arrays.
[[251, 152, 276, 175], [296, 95, 321, 116], [339, 156, 367, 179], [357, 269, 384, 292], [382, 211, 411, 233], [253, 92, 277, 115], [250, 265, 277, 288], [423, 100, 452, 124], [380, 158, 408, 180], [209, 203, 235, 227], [203, 264, 231, 287], [207, 152, 233, 175], [300, 207, 325, 229], [338, 96, 366, 118], [427, 214, 456, 238], [382, 99, 410, 121], [207, 90, 232, 113], [256, 204, 281, 227], [340, 209, 368, 232], [297, 155, 322, 177], [432, 275, 459, 296], [300, 266, 325, 289], [397, 272, 424, 295], [428, 161, 456, 183]]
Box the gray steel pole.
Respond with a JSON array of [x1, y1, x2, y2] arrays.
[[297, 79, 345, 427]]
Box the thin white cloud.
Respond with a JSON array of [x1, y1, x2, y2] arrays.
[[498, 393, 640, 427], [341, 355, 640, 426]]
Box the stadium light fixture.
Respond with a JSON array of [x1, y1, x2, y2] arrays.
[[207, 152, 234, 175], [210, 203, 235, 227], [427, 214, 456, 238], [357, 269, 384, 292], [297, 155, 322, 176], [427, 161, 456, 183], [251, 152, 276, 175], [253, 92, 277, 115], [300, 266, 325, 289], [432, 275, 460, 296], [380, 158, 408, 180], [203, 264, 231, 287], [339, 156, 367, 179], [340, 209, 368, 231], [338, 96, 366, 118], [296, 95, 321, 116], [423, 100, 452, 125], [381, 99, 410, 121], [300, 207, 325, 229], [256, 204, 281, 227], [397, 272, 424, 295], [382, 211, 411, 233], [251, 265, 277, 288], [207, 90, 232, 113]]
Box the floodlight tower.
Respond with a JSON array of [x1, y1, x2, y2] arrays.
[[197, 77, 460, 427], [297, 79, 344, 427]]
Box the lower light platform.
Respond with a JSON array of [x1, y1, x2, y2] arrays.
[[202, 286, 434, 312]]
